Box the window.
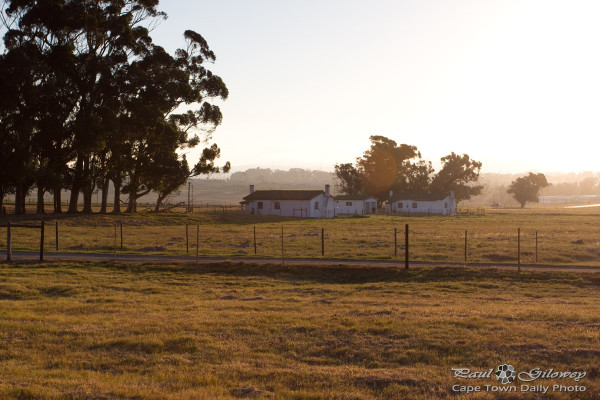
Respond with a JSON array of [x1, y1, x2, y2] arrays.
[[346, 201, 353, 206], [397, 202, 403, 208], [412, 202, 417, 208], [314, 202, 319, 210], [274, 201, 280, 210], [257, 202, 263, 209], [444, 202, 448, 209]]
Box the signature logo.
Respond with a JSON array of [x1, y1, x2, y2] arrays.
[[495, 364, 516, 384]]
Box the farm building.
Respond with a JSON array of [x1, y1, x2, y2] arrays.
[[334, 195, 378, 215], [387, 191, 457, 215], [240, 185, 335, 218]]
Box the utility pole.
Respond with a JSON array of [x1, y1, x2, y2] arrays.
[[187, 181, 191, 212]]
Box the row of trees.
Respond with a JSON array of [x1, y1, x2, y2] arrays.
[[335, 136, 483, 203], [229, 168, 334, 186], [0, 0, 229, 215]]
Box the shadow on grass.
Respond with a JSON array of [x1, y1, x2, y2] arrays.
[[11, 260, 597, 287]]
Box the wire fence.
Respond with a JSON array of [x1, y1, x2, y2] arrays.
[[1, 220, 598, 267]]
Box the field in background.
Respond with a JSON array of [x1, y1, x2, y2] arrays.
[[1, 207, 600, 266], [0, 261, 598, 399]]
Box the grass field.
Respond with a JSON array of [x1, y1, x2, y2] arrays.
[[0, 261, 598, 399], [1, 207, 600, 266]]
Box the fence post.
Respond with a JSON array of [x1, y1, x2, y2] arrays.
[[517, 228, 521, 272], [120, 222, 123, 251], [464, 230, 468, 266], [40, 221, 45, 262], [281, 226, 284, 265], [321, 228, 324, 256], [405, 224, 409, 269], [113, 225, 117, 261], [186, 224, 189, 254], [7, 222, 11, 261], [394, 228, 397, 257], [55, 221, 59, 251], [253, 225, 257, 255], [535, 231, 538, 264], [196, 225, 199, 262]]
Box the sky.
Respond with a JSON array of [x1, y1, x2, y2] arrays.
[[152, 0, 600, 174]]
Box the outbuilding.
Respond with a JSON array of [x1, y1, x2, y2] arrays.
[[241, 185, 335, 218], [334, 195, 378, 215], [387, 191, 457, 215]]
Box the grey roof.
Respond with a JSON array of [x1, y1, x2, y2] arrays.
[[243, 190, 324, 201], [390, 192, 452, 202], [334, 195, 377, 201]]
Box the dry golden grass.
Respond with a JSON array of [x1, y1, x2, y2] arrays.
[[1, 207, 600, 266], [0, 261, 598, 399]]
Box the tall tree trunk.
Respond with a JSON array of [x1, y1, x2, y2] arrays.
[[126, 192, 136, 213], [36, 186, 45, 215], [82, 183, 94, 214], [14, 183, 26, 215], [81, 158, 94, 214], [53, 185, 62, 214], [155, 195, 165, 212], [82, 190, 93, 213], [68, 156, 83, 213], [0, 185, 4, 216], [112, 178, 121, 214], [125, 175, 137, 213], [100, 178, 110, 214]]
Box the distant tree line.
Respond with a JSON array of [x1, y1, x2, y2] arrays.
[[539, 176, 600, 196], [335, 135, 483, 204], [0, 0, 229, 215], [229, 168, 335, 186]]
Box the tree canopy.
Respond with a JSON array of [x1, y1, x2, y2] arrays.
[[0, 0, 229, 214], [335, 136, 482, 203], [430, 153, 483, 202], [507, 172, 550, 208]]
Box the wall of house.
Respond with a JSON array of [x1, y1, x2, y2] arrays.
[[335, 200, 365, 215], [246, 194, 334, 218], [390, 197, 457, 215]]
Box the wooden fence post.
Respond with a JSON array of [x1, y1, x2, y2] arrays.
[[394, 228, 397, 258], [253, 225, 257, 255], [40, 221, 45, 262], [7, 222, 11, 261], [113, 225, 117, 261], [321, 228, 324, 256], [281, 226, 284, 265], [405, 224, 409, 269], [55, 221, 59, 251], [186, 224, 189, 254], [196, 225, 199, 262], [535, 231, 538, 264], [464, 229, 468, 265], [518, 228, 521, 272], [120, 222, 123, 251]]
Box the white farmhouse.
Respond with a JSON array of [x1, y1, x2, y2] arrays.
[[387, 191, 457, 215], [334, 195, 378, 215], [241, 185, 335, 218]]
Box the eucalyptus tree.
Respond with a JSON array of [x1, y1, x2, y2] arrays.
[[120, 31, 229, 213], [2, 1, 229, 215]]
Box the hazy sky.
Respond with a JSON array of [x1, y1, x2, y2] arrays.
[[153, 1, 600, 174]]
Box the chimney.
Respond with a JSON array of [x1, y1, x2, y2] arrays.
[[325, 184, 330, 196], [249, 185, 255, 194], [389, 190, 393, 199]]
